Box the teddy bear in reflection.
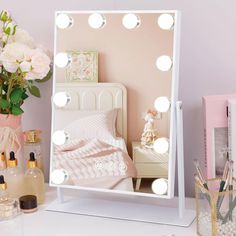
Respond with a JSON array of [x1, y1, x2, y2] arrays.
[[141, 109, 159, 148]]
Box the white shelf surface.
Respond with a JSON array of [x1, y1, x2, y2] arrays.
[[1, 185, 197, 236]]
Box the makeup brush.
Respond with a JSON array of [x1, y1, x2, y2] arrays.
[[219, 161, 230, 192], [194, 159, 208, 190]]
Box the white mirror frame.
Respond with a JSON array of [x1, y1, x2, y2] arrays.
[[50, 10, 181, 200]]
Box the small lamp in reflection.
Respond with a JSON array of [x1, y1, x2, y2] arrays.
[[158, 14, 174, 30], [53, 92, 71, 108], [156, 55, 173, 71], [152, 178, 168, 195], [153, 137, 169, 154], [122, 13, 140, 29], [51, 169, 69, 185], [56, 14, 73, 29], [55, 52, 70, 68], [52, 130, 69, 146], [154, 96, 170, 113], [88, 13, 106, 29]]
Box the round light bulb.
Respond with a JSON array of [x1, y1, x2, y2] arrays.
[[51, 169, 69, 185], [56, 14, 73, 29], [156, 55, 172, 71], [53, 92, 71, 108], [158, 14, 174, 30], [122, 13, 140, 29], [152, 178, 168, 195], [55, 53, 70, 68], [52, 130, 68, 146], [88, 13, 106, 29], [153, 138, 169, 154], [154, 96, 170, 113]]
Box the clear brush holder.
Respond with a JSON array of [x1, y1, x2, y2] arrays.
[[196, 178, 236, 236]]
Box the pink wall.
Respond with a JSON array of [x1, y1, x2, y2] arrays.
[[2, 0, 236, 197]]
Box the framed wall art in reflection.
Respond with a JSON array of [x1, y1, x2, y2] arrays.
[[66, 51, 98, 82]]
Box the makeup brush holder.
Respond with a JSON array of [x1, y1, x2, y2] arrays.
[[195, 178, 236, 236]]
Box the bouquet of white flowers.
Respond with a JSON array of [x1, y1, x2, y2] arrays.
[[0, 10, 52, 115]]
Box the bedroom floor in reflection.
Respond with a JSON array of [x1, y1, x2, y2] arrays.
[[133, 179, 155, 193]]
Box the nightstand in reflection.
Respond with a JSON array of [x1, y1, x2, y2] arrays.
[[132, 141, 168, 191]]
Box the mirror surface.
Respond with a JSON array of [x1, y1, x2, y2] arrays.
[[50, 11, 180, 198]]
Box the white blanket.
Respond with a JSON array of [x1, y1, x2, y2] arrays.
[[53, 139, 137, 189]]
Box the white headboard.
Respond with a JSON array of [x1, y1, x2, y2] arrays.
[[54, 83, 127, 143]]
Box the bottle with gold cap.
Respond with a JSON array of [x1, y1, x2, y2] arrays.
[[23, 130, 44, 173], [0, 175, 8, 202], [0, 152, 7, 173], [25, 152, 45, 204], [5, 151, 24, 199], [0, 175, 20, 221]]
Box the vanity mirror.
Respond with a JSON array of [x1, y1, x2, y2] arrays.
[[51, 10, 177, 197], [49, 10, 195, 226]]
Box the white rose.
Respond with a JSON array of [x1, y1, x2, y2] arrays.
[[37, 44, 53, 60], [1, 61, 18, 73], [0, 42, 31, 73], [19, 61, 31, 72], [24, 48, 50, 80], [9, 28, 35, 48]]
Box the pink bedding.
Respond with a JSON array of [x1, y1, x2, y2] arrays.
[[53, 139, 137, 189]]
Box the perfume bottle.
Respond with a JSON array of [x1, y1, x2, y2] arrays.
[[25, 152, 45, 204], [6, 151, 24, 198], [23, 130, 44, 173], [0, 152, 7, 174], [0, 175, 20, 221]]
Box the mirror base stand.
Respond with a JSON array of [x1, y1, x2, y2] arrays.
[[46, 101, 196, 227], [48, 190, 195, 226]]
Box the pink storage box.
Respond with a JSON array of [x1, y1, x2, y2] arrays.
[[203, 94, 236, 178]]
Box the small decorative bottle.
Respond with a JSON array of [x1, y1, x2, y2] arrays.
[[6, 151, 24, 198], [0, 152, 7, 174], [0, 175, 20, 221], [23, 130, 44, 173], [25, 152, 45, 204]]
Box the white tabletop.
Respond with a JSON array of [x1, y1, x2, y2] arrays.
[[1, 186, 197, 236]]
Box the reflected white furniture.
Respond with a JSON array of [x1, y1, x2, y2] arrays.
[[0, 185, 197, 236], [132, 141, 168, 190]]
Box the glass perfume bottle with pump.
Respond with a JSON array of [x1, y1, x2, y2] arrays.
[[0, 175, 20, 221], [23, 130, 44, 173], [25, 152, 45, 204], [6, 151, 24, 198]]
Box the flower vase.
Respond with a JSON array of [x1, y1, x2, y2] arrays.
[[0, 114, 24, 169]]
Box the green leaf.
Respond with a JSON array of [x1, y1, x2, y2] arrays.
[[22, 92, 29, 100], [0, 11, 9, 22], [4, 27, 10, 35], [12, 25, 17, 35], [28, 85, 41, 98], [0, 98, 10, 109], [11, 105, 24, 116], [10, 87, 23, 104], [35, 70, 52, 83]]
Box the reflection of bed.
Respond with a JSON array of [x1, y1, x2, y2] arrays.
[[103, 138, 133, 191], [53, 83, 134, 191]]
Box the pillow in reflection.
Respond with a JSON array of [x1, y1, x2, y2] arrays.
[[61, 109, 118, 140]]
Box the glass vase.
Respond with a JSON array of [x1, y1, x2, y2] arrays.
[[0, 114, 24, 170], [196, 178, 236, 236]]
